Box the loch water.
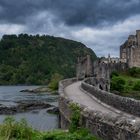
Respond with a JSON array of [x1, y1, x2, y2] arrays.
[[0, 86, 59, 131]]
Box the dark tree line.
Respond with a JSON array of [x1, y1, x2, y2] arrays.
[[0, 34, 96, 85]]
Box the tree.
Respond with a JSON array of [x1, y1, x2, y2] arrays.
[[133, 81, 140, 91], [48, 73, 63, 90], [111, 77, 125, 92]]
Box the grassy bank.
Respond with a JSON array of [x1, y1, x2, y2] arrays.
[[0, 117, 100, 140], [110, 67, 140, 99]]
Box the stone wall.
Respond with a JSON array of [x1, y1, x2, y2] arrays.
[[82, 77, 140, 117], [59, 78, 140, 140], [131, 47, 140, 67], [58, 78, 78, 129], [137, 30, 140, 47], [76, 55, 93, 80], [120, 30, 140, 68], [85, 77, 110, 91], [58, 78, 77, 97], [93, 60, 128, 79]]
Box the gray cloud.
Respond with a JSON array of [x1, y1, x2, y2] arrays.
[[50, 0, 140, 27], [0, 0, 140, 57], [0, 0, 140, 26]]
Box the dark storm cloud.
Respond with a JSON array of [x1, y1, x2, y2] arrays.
[[0, 0, 140, 57], [0, 0, 140, 26], [0, 0, 46, 23]]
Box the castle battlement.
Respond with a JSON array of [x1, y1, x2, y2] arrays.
[[120, 30, 140, 68]]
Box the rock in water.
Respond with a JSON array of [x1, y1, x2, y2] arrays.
[[47, 107, 59, 114]]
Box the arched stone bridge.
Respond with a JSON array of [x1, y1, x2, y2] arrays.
[[59, 78, 140, 140]]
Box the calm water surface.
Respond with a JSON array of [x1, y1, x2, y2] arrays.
[[0, 86, 59, 131]]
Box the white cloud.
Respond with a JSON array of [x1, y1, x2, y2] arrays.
[[68, 14, 140, 57], [0, 24, 26, 37]]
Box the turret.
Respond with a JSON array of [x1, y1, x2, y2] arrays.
[[108, 54, 111, 63], [86, 55, 93, 77], [136, 30, 140, 47]]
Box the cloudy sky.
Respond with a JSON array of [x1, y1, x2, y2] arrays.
[[0, 0, 140, 57]]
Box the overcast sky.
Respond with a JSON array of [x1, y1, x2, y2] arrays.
[[0, 0, 140, 57]]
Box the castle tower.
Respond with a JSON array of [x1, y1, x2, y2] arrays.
[[76, 57, 82, 79], [136, 30, 140, 47], [76, 55, 93, 79], [86, 55, 93, 77]]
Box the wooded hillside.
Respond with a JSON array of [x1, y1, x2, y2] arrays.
[[0, 34, 96, 85]]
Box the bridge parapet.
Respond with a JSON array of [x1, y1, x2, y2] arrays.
[[82, 77, 140, 117], [84, 77, 110, 91], [59, 78, 140, 140], [59, 78, 77, 96]]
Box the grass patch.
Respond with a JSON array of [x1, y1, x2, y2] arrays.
[[0, 117, 101, 140], [43, 129, 100, 140], [110, 68, 140, 99]]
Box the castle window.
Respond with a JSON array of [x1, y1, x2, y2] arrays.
[[99, 85, 103, 90], [106, 85, 108, 91]]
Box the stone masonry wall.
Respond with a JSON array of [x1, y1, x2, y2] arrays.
[[82, 77, 140, 117], [76, 55, 93, 80], [85, 77, 110, 91], [59, 78, 140, 140], [93, 60, 128, 79], [58, 78, 78, 129]]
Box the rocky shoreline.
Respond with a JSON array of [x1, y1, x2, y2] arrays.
[[0, 101, 59, 115], [20, 86, 58, 94]]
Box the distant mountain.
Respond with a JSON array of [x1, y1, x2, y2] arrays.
[[0, 34, 96, 85]]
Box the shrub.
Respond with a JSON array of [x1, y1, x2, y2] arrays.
[[0, 117, 40, 140], [110, 76, 125, 92], [110, 71, 119, 78], [69, 103, 81, 132], [48, 73, 63, 90], [128, 67, 140, 77], [133, 80, 140, 91], [0, 117, 100, 140]]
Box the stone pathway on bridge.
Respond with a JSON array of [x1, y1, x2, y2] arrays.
[[64, 81, 140, 120]]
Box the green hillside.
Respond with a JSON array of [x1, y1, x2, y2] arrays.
[[0, 34, 96, 85]]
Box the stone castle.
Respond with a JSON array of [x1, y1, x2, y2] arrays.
[[76, 55, 127, 81], [120, 30, 140, 68], [76, 55, 93, 79], [76, 30, 140, 80]]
